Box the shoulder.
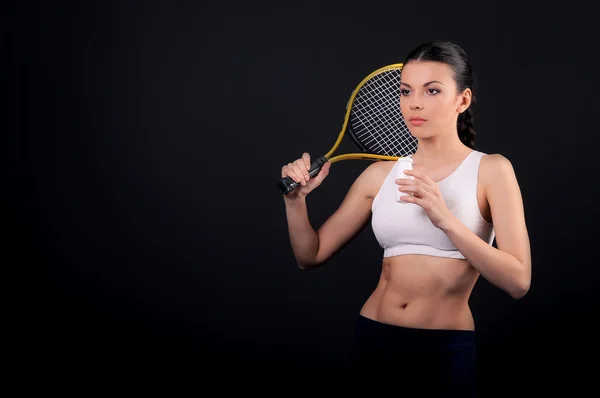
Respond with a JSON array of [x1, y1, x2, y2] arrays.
[[364, 159, 396, 175], [479, 153, 516, 179], [353, 160, 395, 198], [479, 152, 520, 196]]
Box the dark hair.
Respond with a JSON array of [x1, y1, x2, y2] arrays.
[[403, 41, 477, 149]]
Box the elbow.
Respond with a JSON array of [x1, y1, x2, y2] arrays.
[[296, 250, 328, 270], [296, 258, 322, 270], [510, 284, 529, 300], [510, 274, 531, 300]]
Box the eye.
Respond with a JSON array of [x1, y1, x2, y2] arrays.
[[400, 89, 411, 96], [427, 88, 440, 95]]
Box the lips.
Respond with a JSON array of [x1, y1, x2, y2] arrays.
[[409, 117, 426, 126]]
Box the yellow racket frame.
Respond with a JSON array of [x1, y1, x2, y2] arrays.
[[324, 63, 412, 163]]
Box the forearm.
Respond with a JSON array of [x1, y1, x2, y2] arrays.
[[441, 215, 530, 299], [283, 196, 320, 269]]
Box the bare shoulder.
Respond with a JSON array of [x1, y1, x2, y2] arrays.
[[354, 160, 395, 199], [479, 153, 518, 189], [479, 152, 525, 213]]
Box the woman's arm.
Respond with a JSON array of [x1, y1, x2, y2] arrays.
[[284, 162, 383, 269], [441, 154, 532, 299]]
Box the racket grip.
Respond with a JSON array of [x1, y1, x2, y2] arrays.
[[277, 156, 328, 194]]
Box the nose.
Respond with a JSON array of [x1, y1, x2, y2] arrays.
[[410, 102, 423, 110]]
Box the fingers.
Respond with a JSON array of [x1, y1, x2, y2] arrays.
[[294, 158, 310, 182], [397, 183, 432, 199], [403, 169, 436, 187], [395, 175, 437, 195], [281, 153, 330, 191], [283, 162, 305, 185], [282, 152, 312, 185], [302, 152, 311, 170]]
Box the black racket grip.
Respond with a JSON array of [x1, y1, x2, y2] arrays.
[[277, 156, 328, 194]]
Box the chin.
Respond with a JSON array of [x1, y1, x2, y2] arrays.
[[408, 128, 435, 139]]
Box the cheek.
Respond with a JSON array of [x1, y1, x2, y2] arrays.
[[430, 97, 457, 119], [399, 98, 408, 113]]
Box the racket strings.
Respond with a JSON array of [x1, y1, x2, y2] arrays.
[[357, 74, 414, 155], [354, 71, 411, 153], [350, 69, 417, 157]]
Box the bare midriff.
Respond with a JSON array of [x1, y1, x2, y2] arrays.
[[359, 254, 480, 331]]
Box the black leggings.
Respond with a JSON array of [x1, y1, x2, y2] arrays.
[[348, 314, 477, 396]]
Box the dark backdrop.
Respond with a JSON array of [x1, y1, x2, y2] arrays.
[[9, 0, 598, 393]]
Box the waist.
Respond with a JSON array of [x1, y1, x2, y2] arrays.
[[360, 255, 479, 330]]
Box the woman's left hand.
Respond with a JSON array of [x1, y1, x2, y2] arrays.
[[395, 169, 455, 231]]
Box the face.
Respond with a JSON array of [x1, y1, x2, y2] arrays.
[[399, 60, 471, 137]]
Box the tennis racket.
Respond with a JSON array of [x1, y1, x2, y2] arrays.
[[276, 63, 418, 195]]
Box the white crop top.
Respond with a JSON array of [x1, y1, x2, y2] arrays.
[[371, 150, 495, 260]]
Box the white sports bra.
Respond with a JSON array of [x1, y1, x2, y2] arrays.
[[371, 150, 495, 260]]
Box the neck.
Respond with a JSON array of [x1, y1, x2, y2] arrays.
[[412, 131, 471, 164]]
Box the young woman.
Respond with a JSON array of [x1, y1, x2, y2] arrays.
[[280, 41, 531, 395]]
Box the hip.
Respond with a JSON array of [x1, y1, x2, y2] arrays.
[[353, 314, 476, 353], [349, 314, 477, 395]]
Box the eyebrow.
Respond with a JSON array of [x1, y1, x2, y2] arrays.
[[400, 80, 445, 88]]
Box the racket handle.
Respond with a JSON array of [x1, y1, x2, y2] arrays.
[[277, 156, 328, 194]]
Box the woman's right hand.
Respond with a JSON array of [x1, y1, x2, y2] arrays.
[[281, 152, 331, 199]]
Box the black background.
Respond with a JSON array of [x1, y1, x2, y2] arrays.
[[8, 0, 599, 393]]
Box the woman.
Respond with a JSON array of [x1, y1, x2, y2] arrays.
[[280, 41, 531, 395]]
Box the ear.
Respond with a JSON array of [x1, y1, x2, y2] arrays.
[[457, 88, 472, 113]]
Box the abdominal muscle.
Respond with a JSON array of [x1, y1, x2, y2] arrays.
[[359, 254, 480, 331]]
